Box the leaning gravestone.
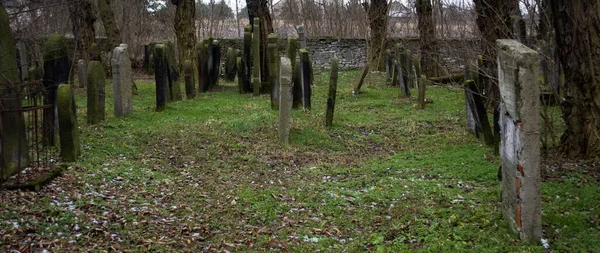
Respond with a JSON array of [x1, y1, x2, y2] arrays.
[[325, 57, 339, 127], [154, 44, 168, 112], [57, 84, 80, 162], [0, 5, 29, 180], [279, 57, 293, 145], [465, 80, 493, 145], [111, 45, 133, 117], [78, 59, 86, 88], [87, 60, 106, 124], [43, 34, 71, 145], [497, 39, 541, 242]]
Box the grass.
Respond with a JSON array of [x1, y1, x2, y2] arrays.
[[1, 70, 598, 252]]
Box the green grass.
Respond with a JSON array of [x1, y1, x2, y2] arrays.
[[1, 71, 598, 252]]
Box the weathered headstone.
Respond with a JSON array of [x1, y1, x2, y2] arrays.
[[0, 5, 29, 179], [184, 60, 195, 99], [385, 49, 393, 85], [144, 43, 157, 75], [243, 25, 252, 89], [154, 44, 168, 112], [292, 56, 302, 109], [297, 24, 307, 49], [196, 40, 208, 93], [497, 39, 541, 242], [43, 34, 71, 145], [236, 56, 245, 94], [268, 33, 280, 110], [209, 40, 221, 88], [225, 47, 236, 82], [252, 18, 261, 96], [111, 45, 133, 117], [57, 84, 80, 162], [163, 40, 182, 102], [417, 75, 427, 109], [325, 57, 339, 127], [465, 80, 493, 144], [299, 49, 312, 110], [353, 63, 369, 95], [464, 88, 477, 134], [78, 59, 87, 88], [391, 60, 399, 89], [279, 57, 293, 145], [87, 60, 106, 124]]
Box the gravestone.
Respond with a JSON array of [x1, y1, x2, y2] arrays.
[[78, 59, 86, 88], [57, 84, 80, 162], [279, 57, 293, 145], [268, 33, 280, 110], [243, 25, 252, 88], [17, 41, 28, 82], [184, 60, 195, 99], [196, 40, 208, 93], [297, 24, 307, 49], [385, 49, 393, 85], [325, 57, 339, 127], [87, 60, 106, 124], [163, 41, 182, 102], [43, 34, 71, 145], [225, 47, 236, 81], [111, 45, 133, 117], [465, 80, 493, 145], [417, 75, 427, 109], [0, 5, 29, 179], [209, 40, 221, 88], [464, 88, 477, 134], [292, 56, 302, 109], [236, 56, 245, 93], [154, 44, 168, 112], [497, 39, 541, 242], [299, 49, 312, 110], [144, 43, 157, 75], [353, 64, 369, 95], [252, 18, 261, 96]]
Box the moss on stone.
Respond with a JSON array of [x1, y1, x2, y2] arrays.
[[86, 61, 106, 124], [57, 84, 81, 162]]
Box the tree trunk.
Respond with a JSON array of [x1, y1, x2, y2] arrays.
[[551, 0, 600, 158], [473, 0, 518, 104], [364, 0, 387, 71], [172, 0, 197, 71], [97, 0, 121, 51], [68, 0, 97, 64], [246, 0, 274, 92], [416, 0, 438, 78]]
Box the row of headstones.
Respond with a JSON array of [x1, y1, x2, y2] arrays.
[[464, 40, 542, 242]]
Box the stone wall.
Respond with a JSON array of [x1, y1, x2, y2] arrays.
[[218, 37, 480, 72]]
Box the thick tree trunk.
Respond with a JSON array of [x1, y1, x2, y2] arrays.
[[68, 0, 97, 64], [551, 0, 600, 158], [364, 0, 387, 71], [473, 0, 518, 104], [97, 0, 121, 50], [172, 0, 197, 71], [246, 0, 274, 92], [416, 0, 438, 78]]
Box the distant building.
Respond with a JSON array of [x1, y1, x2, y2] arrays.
[[388, 1, 412, 19]]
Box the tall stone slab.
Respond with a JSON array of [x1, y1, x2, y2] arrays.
[[497, 39, 541, 242], [268, 34, 280, 110], [252, 18, 261, 96], [225, 47, 236, 81], [299, 49, 312, 110], [237, 56, 245, 94], [243, 25, 252, 89], [184, 60, 195, 99], [209, 40, 221, 89], [78, 59, 87, 88], [0, 5, 29, 180], [87, 61, 106, 124], [279, 57, 293, 145], [57, 84, 81, 162], [43, 34, 71, 145], [154, 44, 168, 112], [196, 40, 208, 93], [111, 45, 133, 117], [297, 24, 307, 49], [325, 57, 339, 127], [163, 40, 182, 102]]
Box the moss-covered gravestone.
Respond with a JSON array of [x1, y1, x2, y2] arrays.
[[184, 60, 195, 99], [225, 47, 236, 81], [78, 59, 87, 88], [196, 40, 208, 93], [154, 45, 168, 112], [325, 57, 339, 127], [163, 41, 182, 102], [144, 43, 157, 75], [279, 57, 293, 145], [87, 61, 106, 124], [0, 5, 29, 180], [210, 40, 221, 89], [268, 34, 280, 110], [236, 56, 245, 94], [111, 45, 133, 117], [57, 84, 81, 162], [43, 34, 71, 145]]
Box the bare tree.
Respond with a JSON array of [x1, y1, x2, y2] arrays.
[[363, 0, 388, 71], [246, 0, 273, 90], [171, 0, 196, 70], [416, 0, 438, 77]]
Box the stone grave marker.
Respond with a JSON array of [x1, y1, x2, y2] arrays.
[[57, 84, 81, 162], [87, 60, 106, 124], [268, 33, 280, 110], [184, 60, 195, 99], [299, 49, 312, 110], [78, 59, 86, 88], [111, 45, 133, 117], [43, 34, 71, 145], [154, 44, 168, 112], [252, 18, 261, 96], [279, 57, 293, 145], [325, 57, 339, 127], [465, 80, 493, 145], [497, 39, 541, 242]]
